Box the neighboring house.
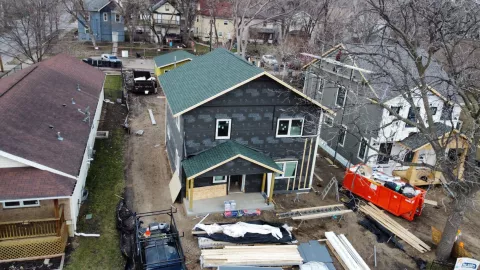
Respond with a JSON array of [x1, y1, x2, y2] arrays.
[[303, 44, 465, 186], [0, 54, 104, 260], [78, 0, 125, 42], [194, 0, 235, 43], [159, 49, 331, 215], [149, 0, 183, 43], [153, 50, 195, 76]]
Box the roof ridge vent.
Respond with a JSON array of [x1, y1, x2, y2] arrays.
[[57, 132, 64, 141]]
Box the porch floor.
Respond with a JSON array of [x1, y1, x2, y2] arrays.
[[183, 193, 274, 216]]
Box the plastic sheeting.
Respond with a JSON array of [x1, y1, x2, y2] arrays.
[[193, 220, 296, 244]]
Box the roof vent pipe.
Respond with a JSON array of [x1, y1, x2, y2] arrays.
[[77, 83, 81, 91], [72, 98, 76, 104], [57, 132, 64, 141]]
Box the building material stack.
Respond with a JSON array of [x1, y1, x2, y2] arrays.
[[325, 231, 370, 270], [200, 245, 303, 267]]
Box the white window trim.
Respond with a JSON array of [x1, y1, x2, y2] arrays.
[[103, 13, 108, 21], [275, 161, 298, 180], [224, 20, 228, 25], [213, 175, 228, 183], [115, 14, 120, 22], [215, 119, 231, 139], [3, 200, 40, 209], [317, 78, 325, 93], [167, 125, 171, 139], [357, 137, 368, 161], [338, 125, 347, 147], [276, 118, 304, 138], [335, 86, 347, 107], [323, 115, 334, 127]]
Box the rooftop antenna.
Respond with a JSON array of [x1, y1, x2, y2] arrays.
[[77, 83, 81, 91], [57, 132, 64, 141], [78, 106, 91, 126]]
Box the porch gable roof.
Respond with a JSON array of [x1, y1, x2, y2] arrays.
[[182, 141, 282, 179]]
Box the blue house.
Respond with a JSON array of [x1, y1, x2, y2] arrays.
[[78, 0, 125, 42]]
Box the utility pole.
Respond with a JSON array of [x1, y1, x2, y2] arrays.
[[209, 19, 213, 51]]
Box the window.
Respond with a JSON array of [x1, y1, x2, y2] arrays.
[[429, 107, 437, 115], [456, 121, 463, 131], [323, 115, 334, 127], [404, 151, 414, 163], [406, 107, 420, 127], [85, 28, 90, 34], [224, 20, 228, 25], [166, 6, 170, 11], [441, 103, 453, 120], [3, 200, 40, 209], [337, 125, 347, 147], [213, 175, 227, 183], [85, 14, 90, 21], [447, 148, 463, 163], [216, 119, 231, 139], [357, 138, 368, 161], [115, 14, 120, 22], [389, 106, 401, 116], [276, 118, 304, 137], [218, 31, 223, 37], [275, 161, 298, 182], [103, 13, 108, 21], [335, 86, 346, 107], [377, 143, 393, 164], [164, 70, 169, 73]]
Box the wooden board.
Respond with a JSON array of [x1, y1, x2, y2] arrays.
[[193, 184, 226, 200], [168, 170, 181, 203], [424, 199, 438, 206], [326, 240, 347, 270], [292, 209, 353, 220]]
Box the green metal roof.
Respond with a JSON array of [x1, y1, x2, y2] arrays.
[[158, 48, 263, 116], [153, 50, 195, 69], [182, 140, 282, 179]]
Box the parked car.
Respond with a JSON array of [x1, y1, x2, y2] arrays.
[[261, 55, 278, 65], [101, 54, 122, 63]]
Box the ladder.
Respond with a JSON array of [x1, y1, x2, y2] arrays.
[[277, 204, 344, 219], [321, 177, 339, 201]]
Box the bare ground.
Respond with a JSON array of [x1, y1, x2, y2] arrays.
[[124, 94, 479, 270]]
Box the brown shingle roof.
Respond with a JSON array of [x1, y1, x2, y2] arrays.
[[0, 167, 76, 200], [0, 54, 105, 176]]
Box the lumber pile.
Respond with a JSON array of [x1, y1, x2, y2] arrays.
[[359, 203, 431, 253], [200, 245, 303, 267], [325, 232, 370, 270]]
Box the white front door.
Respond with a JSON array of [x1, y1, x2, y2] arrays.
[[228, 175, 245, 193]]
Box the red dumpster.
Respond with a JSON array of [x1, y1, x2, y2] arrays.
[[343, 164, 426, 221]]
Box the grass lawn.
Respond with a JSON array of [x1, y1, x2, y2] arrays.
[[195, 43, 210, 55], [65, 130, 126, 270], [104, 75, 123, 101]]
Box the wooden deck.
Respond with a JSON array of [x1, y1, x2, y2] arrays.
[[0, 205, 68, 261]]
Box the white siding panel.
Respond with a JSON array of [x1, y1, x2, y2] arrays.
[[0, 156, 28, 168]]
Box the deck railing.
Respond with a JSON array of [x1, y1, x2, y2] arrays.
[[0, 205, 65, 240]]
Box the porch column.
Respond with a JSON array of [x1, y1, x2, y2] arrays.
[[268, 174, 275, 204], [261, 173, 266, 194], [406, 151, 420, 185], [54, 199, 60, 236], [186, 178, 190, 200], [189, 178, 194, 210]]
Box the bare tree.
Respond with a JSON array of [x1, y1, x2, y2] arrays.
[[0, 0, 61, 63], [116, 0, 143, 43], [327, 0, 480, 261], [171, 0, 198, 46], [63, 0, 98, 46]]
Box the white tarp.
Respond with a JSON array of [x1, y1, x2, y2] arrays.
[[195, 222, 285, 239]]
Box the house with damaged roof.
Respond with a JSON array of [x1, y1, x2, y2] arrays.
[[302, 44, 468, 186], [0, 54, 104, 261], [159, 48, 332, 215]]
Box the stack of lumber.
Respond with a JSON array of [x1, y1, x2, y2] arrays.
[[325, 232, 370, 270], [200, 245, 303, 267], [359, 203, 431, 253]]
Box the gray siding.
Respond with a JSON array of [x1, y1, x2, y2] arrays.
[[305, 61, 383, 166], [182, 76, 321, 192], [166, 102, 184, 173]]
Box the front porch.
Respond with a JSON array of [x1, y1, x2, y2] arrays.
[[0, 202, 68, 261], [183, 192, 274, 216]]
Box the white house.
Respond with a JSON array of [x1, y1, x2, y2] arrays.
[[0, 54, 104, 261]]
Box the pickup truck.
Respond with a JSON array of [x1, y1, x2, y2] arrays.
[[134, 209, 186, 270]]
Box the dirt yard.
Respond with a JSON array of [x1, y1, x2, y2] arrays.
[[124, 94, 479, 270]]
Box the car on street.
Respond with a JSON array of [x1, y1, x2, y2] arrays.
[[101, 54, 122, 63], [261, 55, 278, 65]]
